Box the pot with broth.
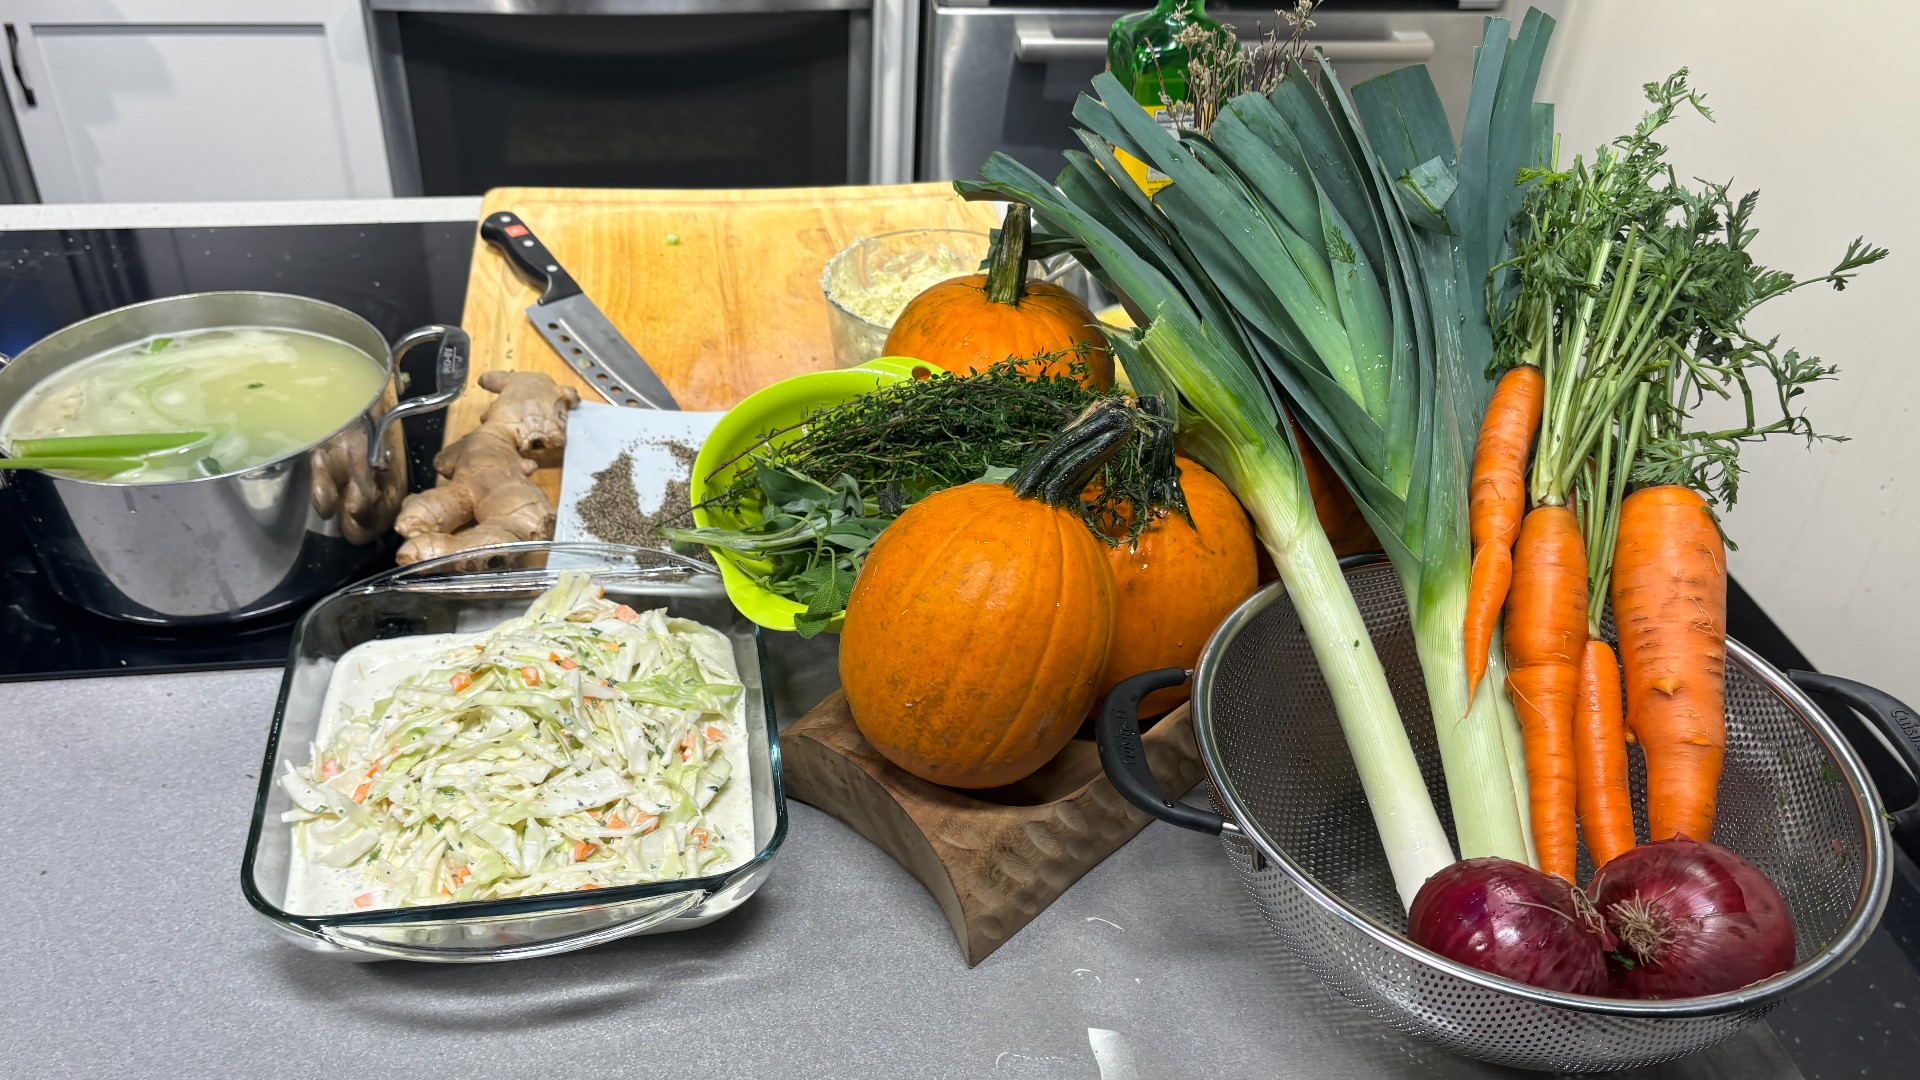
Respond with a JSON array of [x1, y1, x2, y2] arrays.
[[1, 328, 389, 483], [0, 291, 468, 624]]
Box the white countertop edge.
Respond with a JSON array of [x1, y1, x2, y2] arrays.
[[0, 196, 485, 231]]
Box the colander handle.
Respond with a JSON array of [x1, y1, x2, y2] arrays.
[[1790, 670, 1920, 836], [1096, 668, 1236, 836]]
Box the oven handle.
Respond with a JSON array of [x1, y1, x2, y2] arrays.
[[1015, 26, 1434, 66], [368, 0, 873, 13]]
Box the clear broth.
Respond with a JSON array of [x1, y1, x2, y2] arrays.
[[1, 326, 387, 483]]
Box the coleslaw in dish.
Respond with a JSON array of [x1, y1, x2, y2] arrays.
[[279, 572, 749, 913]]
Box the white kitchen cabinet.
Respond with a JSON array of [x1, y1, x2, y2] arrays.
[[0, 0, 391, 202]]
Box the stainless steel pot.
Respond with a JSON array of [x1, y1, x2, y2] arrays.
[[0, 292, 469, 625]]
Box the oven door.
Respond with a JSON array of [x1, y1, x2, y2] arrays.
[[374, 2, 873, 194], [920, 1, 1571, 183]]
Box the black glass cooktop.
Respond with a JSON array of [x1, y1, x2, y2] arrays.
[[0, 219, 474, 681]]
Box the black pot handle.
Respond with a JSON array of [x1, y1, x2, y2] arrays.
[[1095, 667, 1232, 835], [1790, 670, 1920, 836]]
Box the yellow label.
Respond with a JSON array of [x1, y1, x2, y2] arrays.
[[1116, 104, 1178, 197]]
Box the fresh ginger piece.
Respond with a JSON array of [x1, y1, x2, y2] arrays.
[[395, 370, 579, 565]]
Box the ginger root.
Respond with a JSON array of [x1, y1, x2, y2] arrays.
[[311, 420, 406, 546], [395, 370, 580, 566]]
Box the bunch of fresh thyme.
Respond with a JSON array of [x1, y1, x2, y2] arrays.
[[668, 352, 1184, 635]]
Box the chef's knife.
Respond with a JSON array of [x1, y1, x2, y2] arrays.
[[479, 211, 680, 410]]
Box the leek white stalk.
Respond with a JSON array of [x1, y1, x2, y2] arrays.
[[1484, 624, 1537, 865], [1138, 319, 1452, 907]]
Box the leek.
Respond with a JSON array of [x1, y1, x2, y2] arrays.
[[960, 115, 1455, 912], [962, 13, 1560, 872]]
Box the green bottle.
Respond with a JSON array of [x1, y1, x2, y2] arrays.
[[1106, 0, 1225, 195]]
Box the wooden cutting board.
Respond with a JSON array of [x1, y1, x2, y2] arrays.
[[451, 183, 1001, 449]]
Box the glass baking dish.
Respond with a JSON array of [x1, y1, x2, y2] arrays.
[[240, 542, 787, 962]]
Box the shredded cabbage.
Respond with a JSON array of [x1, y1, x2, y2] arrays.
[[281, 572, 745, 907]]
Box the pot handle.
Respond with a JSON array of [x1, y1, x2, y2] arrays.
[[1095, 667, 1238, 836], [366, 324, 471, 468], [1791, 670, 1920, 836]]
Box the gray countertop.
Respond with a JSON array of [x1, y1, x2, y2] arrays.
[[0, 639, 1799, 1080]]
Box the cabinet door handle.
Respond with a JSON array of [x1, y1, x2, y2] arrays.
[[5, 24, 35, 107]]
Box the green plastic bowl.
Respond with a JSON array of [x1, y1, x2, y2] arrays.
[[689, 356, 937, 632]]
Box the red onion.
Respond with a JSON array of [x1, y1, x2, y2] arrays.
[[1591, 838, 1797, 999], [1408, 858, 1612, 995]]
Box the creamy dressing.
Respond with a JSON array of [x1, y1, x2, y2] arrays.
[[282, 618, 755, 917]]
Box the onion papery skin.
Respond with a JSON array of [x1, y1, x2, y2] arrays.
[[1592, 837, 1797, 999], [1408, 857, 1612, 995]]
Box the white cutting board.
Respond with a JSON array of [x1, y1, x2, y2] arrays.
[[553, 402, 725, 544]]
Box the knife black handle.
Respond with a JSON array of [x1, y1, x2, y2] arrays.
[[479, 211, 582, 305]]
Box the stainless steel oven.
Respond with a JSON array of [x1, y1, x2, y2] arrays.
[[919, 0, 1574, 182], [368, 0, 918, 193]]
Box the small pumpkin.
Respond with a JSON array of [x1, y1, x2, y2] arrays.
[[1295, 417, 1377, 558], [840, 400, 1157, 788], [882, 203, 1114, 389], [1096, 456, 1258, 717]]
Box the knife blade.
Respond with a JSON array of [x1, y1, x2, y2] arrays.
[[478, 210, 680, 410]]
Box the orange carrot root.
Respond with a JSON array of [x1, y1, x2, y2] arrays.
[[1610, 485, 1727, 842], [1575, 639, 1635, 869], [1464, 366, 1545, 701], [1470, 367, 1546, 552], [1465, 542, 1512, 700], [1504, 505, 1588, 882]]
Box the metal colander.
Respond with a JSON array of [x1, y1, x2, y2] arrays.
[[1183, 559, 1893, 1073]]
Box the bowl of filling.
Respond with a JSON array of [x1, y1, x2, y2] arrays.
[[820, 229, 993, 366], [240, 541, 785, 962]]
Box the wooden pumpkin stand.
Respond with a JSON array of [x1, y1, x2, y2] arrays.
[[781, 694, 1204, 966]]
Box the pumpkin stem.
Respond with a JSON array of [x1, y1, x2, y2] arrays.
[[1009, 396, 1175, 512], [984, 203, 1031, 308]]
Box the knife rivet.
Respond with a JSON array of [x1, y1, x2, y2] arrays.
[[521, 239, 534, 247]]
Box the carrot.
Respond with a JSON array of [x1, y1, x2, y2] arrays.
[[1503, 505, 1587, 882], [450, 671, 473, 693], [1574, 639, 1635, 868], [572, 840, 594, 862], [1465, 366, 1545, 698], [1610, 485, 1727, 842], [1464, 544, 1514, 701]]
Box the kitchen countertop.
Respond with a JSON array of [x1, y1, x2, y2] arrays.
[[0, 196, 483, 231], [2, 195, 1915, 1078], [0, 635, 1816, 1080]]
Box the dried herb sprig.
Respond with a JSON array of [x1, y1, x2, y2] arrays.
[[1170, 1, 1324, 135]]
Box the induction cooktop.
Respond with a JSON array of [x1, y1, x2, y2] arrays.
[[0, 218, 473, 681]]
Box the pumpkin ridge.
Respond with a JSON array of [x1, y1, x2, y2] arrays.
[[975, 509, 1075, 772]]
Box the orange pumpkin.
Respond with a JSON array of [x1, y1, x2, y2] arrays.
[[840, 402, 1139, 789], [1295, 417, 1378, 558], [883, 203, 1114, 389], [1097, 456, 1258, 717]]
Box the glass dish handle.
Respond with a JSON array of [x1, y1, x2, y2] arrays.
[[319, 890, 702, 963]]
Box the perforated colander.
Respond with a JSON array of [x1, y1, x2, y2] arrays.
[[1098, 558, 1903, 1073]]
